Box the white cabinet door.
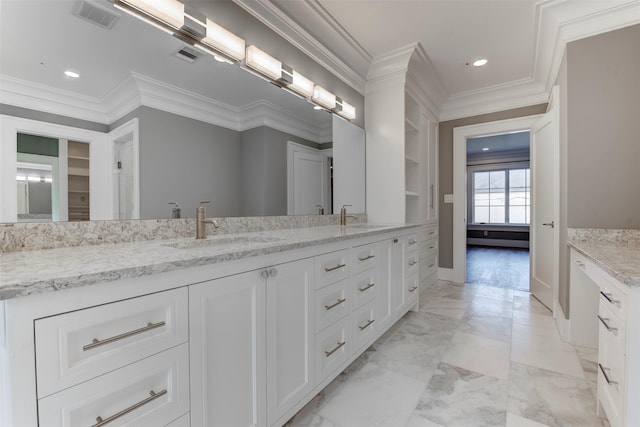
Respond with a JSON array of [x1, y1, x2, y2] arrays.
[[389, 237, 405, 318], [376, 239, 393, 330], [266, 258, 315, 425], [189, 271, 266, 427]]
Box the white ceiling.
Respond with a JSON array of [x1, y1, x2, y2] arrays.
[[239, 0, 640, 119]]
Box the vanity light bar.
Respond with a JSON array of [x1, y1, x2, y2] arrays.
[[336, 98, 356, 121], [312, 85, 336, 110], [117, 0, 184, 30], [245, 46, 282, 81], [202, 19, 245, 62]]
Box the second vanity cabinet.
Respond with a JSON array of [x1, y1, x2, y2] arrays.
[[0, 227, 419, 427], [569, 247, 640, 427]]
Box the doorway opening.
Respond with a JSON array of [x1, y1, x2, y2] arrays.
[[465, 131, 531, 291]]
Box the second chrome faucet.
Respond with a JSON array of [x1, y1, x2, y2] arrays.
[[196, 201, 220, 239]]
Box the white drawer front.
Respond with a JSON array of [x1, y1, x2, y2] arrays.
[[598, 279, 627, 323], [352, 269, 379, 309], [598, 321, 625, 427], [38, 343, 190, 427], [316, 249, 350, 289], [166, 413, 190, 427], [422, 254, 437, 278], [406, 252, 419, 276], [406, 273, 419, 301], [316, 279, 350, 333], [351, 301, 377, 353], [405, 234, 419, 252], [422, 236, 438, 258], [315, 317, 350, 384], [35, 288, 189, 398], [351, 243, 378, 275]]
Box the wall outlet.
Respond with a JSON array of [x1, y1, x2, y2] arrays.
[[444, 194, 454, 204]]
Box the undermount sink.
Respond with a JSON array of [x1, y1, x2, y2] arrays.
[[163, 236, 284, 250]]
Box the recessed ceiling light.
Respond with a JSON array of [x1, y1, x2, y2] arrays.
[[313, 105, 323, 110], [473, 59, 488, 67], [482, 147, 490, 151], [64, 70, 80, 78]]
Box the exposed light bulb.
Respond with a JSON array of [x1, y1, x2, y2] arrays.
[[473, 59, 488, 67]]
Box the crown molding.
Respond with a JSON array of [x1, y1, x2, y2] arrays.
[[0, 73, 329, 143], [232, 0, 367, 94], [0, 74, 109, 123]]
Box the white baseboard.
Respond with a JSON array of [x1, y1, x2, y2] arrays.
[[438, 268, 453, 282], [554, 301, 571, 343]]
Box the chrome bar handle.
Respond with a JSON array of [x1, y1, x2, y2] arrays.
[[325, 263, 346, 272], [408, 260, 418, 266], [408, 239, 417, 246], [92, 389, 167, 427], [599, 363, 618, 386], [83, 321, 166, 351], [600, 291, 620, 305], [325, 298, 346, 311], [597, 315, 618, 335], [574, 260, 585, 268], [359, 319, 375, 331], [358, 283, 375, 292], [409, 286, 418, 293], [358, 254, 375, 261], [324, 341, 346, 357]]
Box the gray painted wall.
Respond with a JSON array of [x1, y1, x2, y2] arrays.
[[566, 24, 640, 229], [240, 126, 319, 216], [438, 104, 548, 269], [133, 107, 243, 219]]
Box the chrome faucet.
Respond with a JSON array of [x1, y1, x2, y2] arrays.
[[340, 204, 357, 226], [196, 200, 219, 239]]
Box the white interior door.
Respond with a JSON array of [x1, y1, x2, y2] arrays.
[[287, 143, 328, 215], [530, 87, 560, 310]]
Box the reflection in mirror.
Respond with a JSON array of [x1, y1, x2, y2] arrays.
[[0, 0, 365, 223]]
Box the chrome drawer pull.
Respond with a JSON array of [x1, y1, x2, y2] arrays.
[[92, 389, 167, 427], [325, 341, 346, 357], [83, 321, 166, 351], [358, 254, 375, 261], [359, 319, 375, 331], [597, 315, 618, 335], [408, 239, 417, 245], [598, 363, 618, 386], [325, 298, 347, 311], [325, 263, 346, 272], [408, 260, 418, 266], [358, 282, 375, 292], [575, 260, 585, 268], [600, 291, 620, 306], [428, 246, 435, 249], [409, 286, 418, 293]]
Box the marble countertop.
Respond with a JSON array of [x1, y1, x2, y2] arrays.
[[568, 239, 640, 287], [0, 224, 416, 300]]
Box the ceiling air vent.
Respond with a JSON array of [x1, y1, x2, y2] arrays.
[[74, 0, 120, 29], [175, 46, 201, 64]]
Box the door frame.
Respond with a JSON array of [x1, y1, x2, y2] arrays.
[[286, 141, 330, 215], [452, 115, 542, 284]]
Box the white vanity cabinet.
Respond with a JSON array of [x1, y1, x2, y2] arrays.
[[569, 247, 640, 427], [0, 227, 420, 427], [266, 258, 316, 426], [189, 271, 266, 427]]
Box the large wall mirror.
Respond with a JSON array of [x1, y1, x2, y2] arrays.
[[0, 0, 365, 223]]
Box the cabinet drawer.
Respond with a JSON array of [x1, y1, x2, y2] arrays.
[[406, 252, 419, 276], [315, 317, 350, 384], [316, 279, 350, 333], [38, 343, 190, 427], [406, 273, 419, 301], [35, 288, 189, 398], [352, 301, 377, 353], [352, 269, 379, 309], [422, 236, 438, 258], [598, 320, 625, 427], [316, 249, 350, 289], [405, 234, 419, 252], [421, 254, 437, 278], [351, 243, 378, 274], [598, 278, 627, 324]]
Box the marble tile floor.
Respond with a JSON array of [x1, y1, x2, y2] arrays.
[[285, 280, 609, 427], [466, 247, 530, 291]]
